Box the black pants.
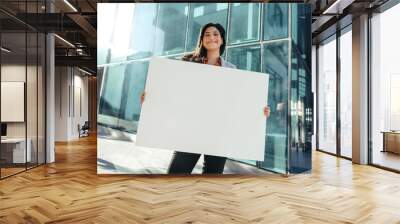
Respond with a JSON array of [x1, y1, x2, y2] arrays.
[[167, 151, 227, 174]]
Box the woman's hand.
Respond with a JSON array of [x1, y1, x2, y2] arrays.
[[140, 92, 145, 105], [264, 106, 270, 118]]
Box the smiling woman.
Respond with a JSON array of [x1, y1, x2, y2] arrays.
[[140, 23, 270, 174], [167, 23, 234, 174]]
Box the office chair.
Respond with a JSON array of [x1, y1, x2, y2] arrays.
[[79, 121, 90, 138]]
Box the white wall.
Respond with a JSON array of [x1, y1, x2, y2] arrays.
[[55, 66, 68, 141], [55, 67, 89, 141], [1, 65, 38, 137], [1, 65, 26, 141], [72, 72, 89, 138]]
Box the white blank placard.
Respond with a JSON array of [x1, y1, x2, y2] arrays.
[[1, 82, 25, 122], [136, 57, 269, 161]]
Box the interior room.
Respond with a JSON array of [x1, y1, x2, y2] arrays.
[[0, 1, 399, 223], [0, 29, 46, 178]]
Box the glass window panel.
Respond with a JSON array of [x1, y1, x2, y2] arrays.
[[119, 61, 149, 133], [340, 28, 352, 158], [127, 4, 158, 60], [226, 44, 261, 166], [228, 3, 260, 44], [290, 49, 299, 156], [288, 4, 312, 173], [97, 4, 118, 65], [298, 66, 308, 152], [1, 31, 27, 177], [154, 3, 189, 55], [290, 40, 312, 172], [186, 3, 228, 52], [291, 4, 311, 67], [27, 32, 38, 168], [317, 36, 337, 154], [260, 40, 289, 173], [108, 4, 136, 63], [226, 45, 261, 72], [263, 3, 288, 41], [99, 64, 126, 120], [38, 33, 46, 164], [371, 4, 400, 171]]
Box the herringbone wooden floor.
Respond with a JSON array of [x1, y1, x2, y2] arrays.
[[1, 135, 400, 224]]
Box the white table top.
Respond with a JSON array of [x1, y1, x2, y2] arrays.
[[1, 138, 29, 143]]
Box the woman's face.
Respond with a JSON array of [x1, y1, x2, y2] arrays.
[[202, 26, 223, 52]]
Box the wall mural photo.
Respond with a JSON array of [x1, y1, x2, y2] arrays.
[[97, 3, 312, 175]]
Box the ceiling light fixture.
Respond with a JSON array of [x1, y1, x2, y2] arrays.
[[63, 0, 78, 12], [322, 0, 354, 15], [78, 67, 93, 76], [1, 47, 11, 53], [54, 34, 75, 48]]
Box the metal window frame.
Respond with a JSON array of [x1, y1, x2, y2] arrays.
[[315, 22, 354, 162], [315, 32, 339, 156]]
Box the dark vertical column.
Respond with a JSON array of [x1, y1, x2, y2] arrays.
[[367, 12, 373, 165], [316, 44, 319, 151], [36, 0, 39, 167], [336, 28, 341, 157], [25, 0, 28, 171], [0, 20, 2, 179]]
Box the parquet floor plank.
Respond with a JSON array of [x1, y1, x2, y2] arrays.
[[0, 135, 399, 223]]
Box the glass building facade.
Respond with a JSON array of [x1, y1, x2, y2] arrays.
[[98, 3, 312, 174]]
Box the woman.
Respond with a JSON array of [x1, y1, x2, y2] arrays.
[[141, 23, 270, 174]]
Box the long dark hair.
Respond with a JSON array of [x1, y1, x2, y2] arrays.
[[194, 23, 226, 58]]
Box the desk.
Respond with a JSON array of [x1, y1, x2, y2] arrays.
[[382, 131, 400, 154], [1, 138, 31, 163]]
